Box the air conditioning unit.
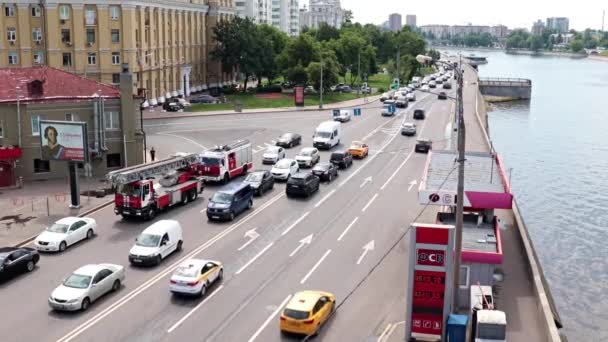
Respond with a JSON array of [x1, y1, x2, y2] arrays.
[[60, 19, 66, 24], [66, 41, 73, 46]]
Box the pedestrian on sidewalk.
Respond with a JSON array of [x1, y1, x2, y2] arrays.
[[150, 147, 156, 161]]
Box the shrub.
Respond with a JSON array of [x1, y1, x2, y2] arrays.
[[256, 85, 283, 93], [378, 87, 386, 93]]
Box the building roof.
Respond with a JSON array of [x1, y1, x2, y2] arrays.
[[0, 66, 120, 104]]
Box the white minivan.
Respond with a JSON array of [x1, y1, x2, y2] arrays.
[[313, 121, 341, 150], [129, 220, 183, 266]]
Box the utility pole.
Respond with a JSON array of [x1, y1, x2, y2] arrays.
[[357, 49, 361, 97], [396, 47, 401, 87]]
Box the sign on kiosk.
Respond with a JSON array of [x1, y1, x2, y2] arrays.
[[39, 120, 88, 162], [405, 223, 455, 340]]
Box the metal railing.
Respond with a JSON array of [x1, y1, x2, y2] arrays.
[[479, 77, 532, 86]]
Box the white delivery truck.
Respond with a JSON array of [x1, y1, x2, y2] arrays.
[[468, 285, 506, 342], [313, 121, 341, 150]]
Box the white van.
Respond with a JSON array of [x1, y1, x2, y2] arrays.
[[333, 109, 351, 122], [129, 220, 183, 266], [313, 121, 341, 150]]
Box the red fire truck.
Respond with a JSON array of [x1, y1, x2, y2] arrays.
[[198, 140, 253, 183], [107, 153, 203, 220]]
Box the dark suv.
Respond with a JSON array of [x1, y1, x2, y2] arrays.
[[330, 150, 353, 169], [413, 109, 426, 120], [286, 172, 320, 197], [415, 139, 432, 153]]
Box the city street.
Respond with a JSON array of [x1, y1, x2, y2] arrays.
[[0, 88, 455, 342]]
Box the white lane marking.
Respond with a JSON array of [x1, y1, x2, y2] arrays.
[[337, 217, 359, 242], [361, 193, 379, 212], [157, 132, 207, 149], [300, 249, 332, 284], [166, 285, 225, 333], [264, 142, 272, 147], [314, 189, 336, 208], [356, 240, 375, 265], [247, 294, 293, 342], [379, 152, 413, 191], [408, 180, 418, 192], [377, 323, 393, 342], [257, 145, 264, 150], [359, 176, 373, 188], [56, 192, 285, 342], [235, 242, 274, 275], [237, 228, 260, 251], [281, 211, 310, 236], [289, 234, 314, 257]]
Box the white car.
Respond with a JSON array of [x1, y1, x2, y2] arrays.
[[295, 147, 320, 168], [406, 92, 416, 101], [49, 263, 125, 311], [262, 146, 286, 165], [178, 98, 191, 107], [170, 259, 223, 296], [333, 110, 351, 122], [421, 85, 430, 91], [34, 217, 97, 252], [271, 158, 299, 180], [401, 122, 417, 136]]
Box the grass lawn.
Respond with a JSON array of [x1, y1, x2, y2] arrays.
[[189, 92, 361, 112], [367, 73, 392, 92]]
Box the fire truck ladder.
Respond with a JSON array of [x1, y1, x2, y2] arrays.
[[107, 153, 199, 186]]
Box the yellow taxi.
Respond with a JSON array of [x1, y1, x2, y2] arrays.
[[280, 290, 336, 336], [348, 141, 369, 158]]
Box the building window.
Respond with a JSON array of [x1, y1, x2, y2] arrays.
[[32, 28, 42, 42], [106, 153, 121, 168], [31, 115, 46, 136], [8, 52, 18, 65], [459, 265, 470, 289], [33, 52, 43, 64], [112, 73, 120, 84], [34, 159, 51, 173], [104, 111, 120, 130], [65, 113, 79, 121], [31, 5, 41, 17], [87, 53, 96, 65], [7, 27, 16, 42], [111, 52, 120, 65], [61, 29, 71, 43], [5, 5, 15, 17], [86, 29, 95, 44], [62, 53, 72, 67], [0, 120, 3, 138], [59, 5, 69, 20], [110, 6, 120, 20], [111, 29, 120, 43], [85, 7, 96, 25]]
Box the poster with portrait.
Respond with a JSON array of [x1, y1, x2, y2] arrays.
[[39, 120, 88, 162]]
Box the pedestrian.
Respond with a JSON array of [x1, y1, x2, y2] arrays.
[[150, 147, 156, 161]]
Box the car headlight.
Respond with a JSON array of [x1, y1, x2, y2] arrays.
[[67, 298, 79, 303]]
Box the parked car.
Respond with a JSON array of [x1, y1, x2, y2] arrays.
[[401, 122, 417, 136], [304, 86, 317, 94], [275, 133, 302, 148], [312, 162, 338, 182], [295, 147, 321, 168], [415, 139, 432, 153], [190, 95, 218, 104], [286, 172, 320, 197], [336, 85, 352, 93], [48, 263, 125, 311], [177, 98, 191, 107], [413, 109, 426, 120], [279, 290, 336, 336], [34, 217, 97, 253], [438, 92, 448, 100], [163, 102, 182, 112], [169, 259, 223, 297], [262, 146, 286, 164], [0, 247, 39, 280], [206, 183, 254, 221], [330, 150, 354, 169], [360, 85, 372, 94], [271, 158, 299, 181], [243, 170, 275, 196]]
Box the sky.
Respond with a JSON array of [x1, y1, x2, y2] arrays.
[[335, 0, 606, 31]]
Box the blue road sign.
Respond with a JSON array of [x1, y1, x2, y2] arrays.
[[354, 108, 362, 116]]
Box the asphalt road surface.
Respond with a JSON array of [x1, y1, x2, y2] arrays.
[[0, 87, 456, 342]]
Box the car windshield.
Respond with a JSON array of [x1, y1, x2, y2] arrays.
[[351, 142, 363, 148], [403, 123, 414, 128], [315, 162, 330, 170], [245, 173, 263, 182], [174, 266, 198, 278], [63, 274, 92, 289], [299, 149, 314, 156], [316, 131, 332, 138], [279, 134, 291, 140], [275, 160, 291, 169], [47, 223, 69, 233], [331, 153, 344, 160], [202, 157, 221, 166], [283, 309, 310, 320], [211, 192, 233, 204], [136, 233, 161, 247], [117, 184, 141, 197], [265, 146, 280, 153]]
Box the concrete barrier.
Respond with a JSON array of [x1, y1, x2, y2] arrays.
[[479, 77, 532, 100]]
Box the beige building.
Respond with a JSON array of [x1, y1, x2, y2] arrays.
[[0, 0, 235, 106]]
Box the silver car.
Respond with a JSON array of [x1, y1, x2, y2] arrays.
[[49, 263, 125, 311], [401, 122, 417, 136]]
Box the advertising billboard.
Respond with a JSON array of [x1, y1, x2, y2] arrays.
[[39, 120, 88, 162], [294, 85, 305, 107]]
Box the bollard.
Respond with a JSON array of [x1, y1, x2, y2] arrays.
[[32, 198, 34, 212], [46, 197, 50, 216]]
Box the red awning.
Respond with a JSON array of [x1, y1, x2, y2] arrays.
[[0, 146, 22, 159]]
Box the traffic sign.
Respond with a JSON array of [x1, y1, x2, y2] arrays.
[[353, 108, 362, 116]]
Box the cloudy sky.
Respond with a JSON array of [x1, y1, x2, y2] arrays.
[[336, 0, 606, 31]]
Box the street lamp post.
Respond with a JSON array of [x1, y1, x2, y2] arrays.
[[417, 54, 466, 313]]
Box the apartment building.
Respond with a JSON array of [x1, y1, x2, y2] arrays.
[[0, 0, 235, 106], [235, 0, 272, 24], [388, 13, 401, 32], [546, 17, 569, 33], [405, 14, 416, 28]]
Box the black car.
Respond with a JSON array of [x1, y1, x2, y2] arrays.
[[190, 94, 218, 104], [413, 109, 426, 120], [286, 172, 320, 197], [163, 101, 182, 112], [330, 150, 354, 169], [0, 247, 40, 280], [275, 133, 302, 148], [243, 170, 275, 196], [443, 82, 452, 89], [312, 162, 338, 182], [438, 92, 448, 100], [415, 139, 432, 153]]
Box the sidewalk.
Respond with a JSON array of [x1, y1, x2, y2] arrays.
[[0, 176, 111, 247], [143, 94, 382, 120]]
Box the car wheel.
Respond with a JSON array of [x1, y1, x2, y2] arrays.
[[176, 240, 183, 252], [229, 211, 235, 221], [26, 260, 35, 272], [81, 297, 91, 311], [192, 190, 198, 200], [247, 199, 253, 210], [218, 269, 224, 281], [243, 164, 248, 174], [156, 255, 162, 265], [200, 284, 207, 297], [148, 208, 156, 221], [112, 280, 121, 292], [59, 241, 67, 252], [223, 173, 230, 184], [328, 174, 333, 182], [182, 192, 189, 205]]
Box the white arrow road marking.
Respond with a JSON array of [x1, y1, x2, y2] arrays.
[[235, 242, 274, 275], [337, 217, 358, 242], [281, 211, 310, 236], [247, 294, 293, 342], [359, 176, 373, 188], [356, 240, 375, 265], [289, 234, 314, 257], [300, 249, 332, 284], [237, 228, 260, 251], [166, 285, 224, 333], [361, 193, 379, 212], [408, 180, 418, 192]]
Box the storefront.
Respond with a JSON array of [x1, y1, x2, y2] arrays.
[[0, 145, 22, 187]]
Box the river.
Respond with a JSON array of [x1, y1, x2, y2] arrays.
[[449, 49, 608, 341]]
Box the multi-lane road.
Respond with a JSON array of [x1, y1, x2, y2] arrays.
[[0, 86, 456, 342]]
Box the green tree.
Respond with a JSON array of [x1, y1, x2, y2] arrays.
[[527, 35, 544, 52], [316, 22, 340, 41], [284, 64, 309, 85], [256, 24, 288, 83], [307, 51, 340, 91], [570, 40, 584, 53]]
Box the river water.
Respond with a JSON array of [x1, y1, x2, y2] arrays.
[[453, 49, 608, 341]]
